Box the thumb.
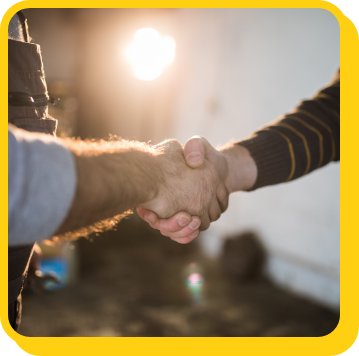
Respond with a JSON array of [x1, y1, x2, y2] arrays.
[[184, 136, 209, 168], [184, 136, 228, 180]]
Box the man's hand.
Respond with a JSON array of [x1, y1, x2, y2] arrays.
[[137, 136, 257, 243], [136, 208, 201, 244], [139, 139, 224, 231]]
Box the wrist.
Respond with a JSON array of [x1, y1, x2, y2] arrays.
[[220, 144, 257, 192]]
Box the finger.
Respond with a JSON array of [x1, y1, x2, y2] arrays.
[[155, 212, 196, 232], [137, 207, 199, 234], [199, 213, 211, 231], [208, 198, 222, 222], [161, 218, 201, 239], [184, 136, 206, 168], [184, 136, 222, 170], [136, 207, 158, 225], [170, 230, 200, 244], [217, 182, 229, 213]]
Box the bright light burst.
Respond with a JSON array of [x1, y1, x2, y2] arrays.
[[125, 28, 176, 81], [187, 273, 203, 286]]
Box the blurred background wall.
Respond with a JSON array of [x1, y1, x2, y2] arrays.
[[24, 8, 340, 310]]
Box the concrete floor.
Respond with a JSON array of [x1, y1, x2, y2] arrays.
[[19, 216, 339, 337]]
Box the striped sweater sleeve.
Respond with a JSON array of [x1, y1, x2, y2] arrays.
[[238, 70, 340, 191]]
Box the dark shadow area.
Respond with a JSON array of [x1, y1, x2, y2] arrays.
[[19, 215, 339, 337]]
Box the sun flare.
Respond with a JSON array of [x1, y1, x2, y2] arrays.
[[125, 28, 176, 81]]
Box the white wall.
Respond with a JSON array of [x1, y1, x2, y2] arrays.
[[171, 9, 340, 309]]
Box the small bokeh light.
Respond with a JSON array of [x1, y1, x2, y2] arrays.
[[186, 272, 204, 305], [125, 28, 176, 81]]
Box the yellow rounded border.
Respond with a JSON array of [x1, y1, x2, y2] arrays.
[[2, 1, 358, 355]]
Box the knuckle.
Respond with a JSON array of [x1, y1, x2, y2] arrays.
[[210, 212, 221, 222], [167, 139, 183, 152], [218, 187, 229, 212], [200, 221, 210, 231], [221, 197, 229, 212]]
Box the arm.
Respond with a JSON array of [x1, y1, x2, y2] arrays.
[[9, 127, 217, 245], [237, 71, 340, 190], [190, 70, 339, 192]]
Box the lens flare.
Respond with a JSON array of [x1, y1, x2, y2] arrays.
[[187, 273, 203, 286], [186, 272, 204, 305], [125, 28, 176, 81]]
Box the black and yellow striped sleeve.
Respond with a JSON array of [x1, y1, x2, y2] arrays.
[[238, 70, 340, 191]]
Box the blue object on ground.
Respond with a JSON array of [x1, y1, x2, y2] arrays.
[[40, 257, 69, 290]]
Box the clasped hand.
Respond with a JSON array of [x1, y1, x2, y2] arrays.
[[137, 136, 231, 244]]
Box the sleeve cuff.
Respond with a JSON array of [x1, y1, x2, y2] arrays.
[[237, 130, 293, 191]]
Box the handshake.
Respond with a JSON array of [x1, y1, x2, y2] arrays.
[[136, 136, 257, 244]]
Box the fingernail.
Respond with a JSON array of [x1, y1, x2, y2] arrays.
[[189, 230, 199, 239], [186, 152, 202, 164], [178, 215, 190, 227], [189, 219, 200, 230]]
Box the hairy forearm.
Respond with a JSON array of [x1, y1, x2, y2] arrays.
[[56, 139, 164, 236], [220, 143, 257, 193]]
